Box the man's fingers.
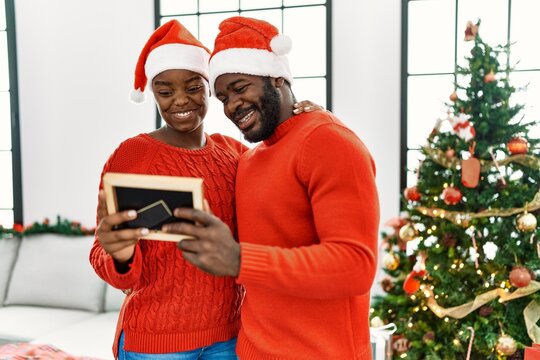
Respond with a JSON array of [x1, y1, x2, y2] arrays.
[[181, 251, 204, 269], [162, 220, 202, 237], [177, 238, 201, 254], [171, 207, 216, 227]]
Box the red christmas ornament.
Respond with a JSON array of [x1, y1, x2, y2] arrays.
[[484, 71, 496, 83], [509, 266, 532, 288], [403, 271, 422, 294], [507, 137, 529, 155], [392, 335, 410, 354], [449, 91, 458, 102], [442, 186, 462, 205], [445, 148, 456, 160], [423, 331, 435, 342], [404, 186, 421, 201], [441, 233, 457, 248], [479, 306, 493, 317], [381, 277, 395, 293], [461, 156, 480, 188], [461, 142, 480, 188]]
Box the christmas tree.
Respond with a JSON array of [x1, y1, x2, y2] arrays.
[[371, 20, 540, 359]]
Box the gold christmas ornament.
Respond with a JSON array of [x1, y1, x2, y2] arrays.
[[370, 316, 385, 328], [382, 253, 400, 271], [495, 334, 517, 356], [399, 223, 418, 242], [516, 212, 538, 232]]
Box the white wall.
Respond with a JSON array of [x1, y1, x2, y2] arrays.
[[16, 0, 156, 226], [16, 0, 402, 269], [333, 2, 402, 293], [333, 1, 401, 231]]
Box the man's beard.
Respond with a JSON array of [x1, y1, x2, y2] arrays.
[[242, 78, 281, 143]]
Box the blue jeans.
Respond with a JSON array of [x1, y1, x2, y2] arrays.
[[118, 332, 238, 360]]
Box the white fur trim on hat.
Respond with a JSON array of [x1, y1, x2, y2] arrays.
[[209, 48, 293, 93], [130, 88, 146, 103], [145, 43, 210, 89]]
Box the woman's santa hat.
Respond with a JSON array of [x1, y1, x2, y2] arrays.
[[209, 16, 293, 93], [130, 20, 211, 103]]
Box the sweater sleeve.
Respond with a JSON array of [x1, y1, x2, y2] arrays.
[[237, 121, 379, 299], [88, 144, 143, 290]]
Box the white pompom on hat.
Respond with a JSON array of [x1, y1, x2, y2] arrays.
[[130, 20, 211, 103], [208, 16, 293, 93]]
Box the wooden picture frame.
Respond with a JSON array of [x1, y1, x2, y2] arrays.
[[102, 172, 204, 242]]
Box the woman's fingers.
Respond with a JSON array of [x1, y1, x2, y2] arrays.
[[293, 100, 324, 114]]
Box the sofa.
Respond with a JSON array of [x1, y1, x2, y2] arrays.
[[0, 232, 124, 359], [0, 231, 391, 360]]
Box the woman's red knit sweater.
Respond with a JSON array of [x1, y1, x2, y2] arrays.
[[89, 133, 246, 356]]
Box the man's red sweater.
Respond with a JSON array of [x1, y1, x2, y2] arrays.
[[235, 111, 380, 359], [89, 133, 246, 356]]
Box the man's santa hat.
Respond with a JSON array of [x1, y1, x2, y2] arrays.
[[209, 16, 293, 93], [130, 20, 211, 103]]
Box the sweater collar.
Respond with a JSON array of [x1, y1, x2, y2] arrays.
[[263, 114, 304, 146], [142, 133, 215, 155]]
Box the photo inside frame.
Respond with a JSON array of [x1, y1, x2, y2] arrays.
[[113, 186, 195, 230]]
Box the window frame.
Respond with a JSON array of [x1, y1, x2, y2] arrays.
[[2, 0, 22, 225]]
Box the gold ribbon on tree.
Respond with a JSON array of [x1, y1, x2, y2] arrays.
[[524, 300, 540, 344], [425, 281, 540, 342], [415, 189, 540, 227], [423, 146, 540, 171]]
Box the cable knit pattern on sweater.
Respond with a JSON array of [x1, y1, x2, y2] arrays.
[[89, 133, 247, 355]]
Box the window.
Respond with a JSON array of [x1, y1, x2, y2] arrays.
[[402, 0, 540, 188], [0, 0, 21, 227], [155, 0, 331, 141]]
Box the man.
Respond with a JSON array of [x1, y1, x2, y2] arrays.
[[163, 16, 380, 359]]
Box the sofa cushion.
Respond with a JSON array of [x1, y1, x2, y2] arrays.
[[4, 234, 105, 312], [105, 285, 125, 312], [0, 237, 20, 305], [31, 311, 119, 360], [0, 305, 95, 341]]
